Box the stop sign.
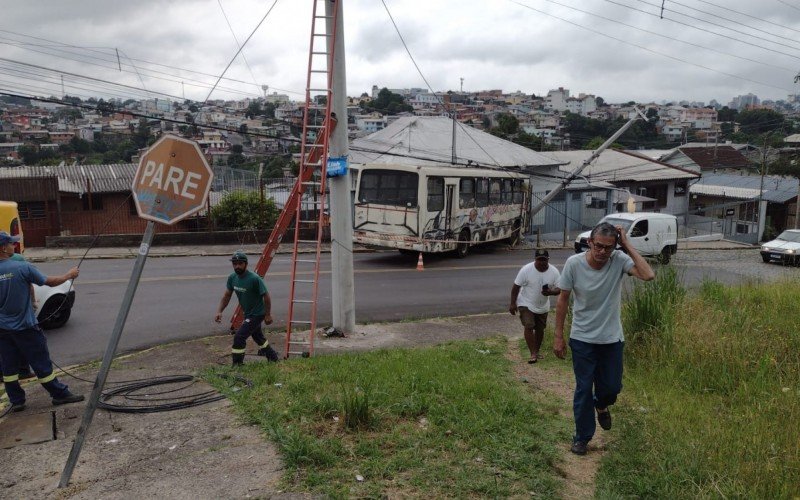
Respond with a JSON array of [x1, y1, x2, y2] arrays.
[[132, 136, 214, 225]]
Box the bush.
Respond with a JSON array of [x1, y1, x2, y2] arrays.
[[211, 191, 278, 230]]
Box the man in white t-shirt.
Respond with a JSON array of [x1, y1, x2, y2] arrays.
[[509, 249, 561, 364]]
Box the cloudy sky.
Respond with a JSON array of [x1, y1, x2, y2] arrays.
[[2, 0, 800, 106]]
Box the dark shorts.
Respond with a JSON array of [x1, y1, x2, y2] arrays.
[[518, 307, 547, 332]]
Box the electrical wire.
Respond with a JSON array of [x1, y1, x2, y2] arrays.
[[529, 0, 795, 73], [602, 0, 800, 61], [379, 0, 503, 167]]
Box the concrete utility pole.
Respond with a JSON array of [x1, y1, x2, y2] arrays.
[[529, 107, 646, 219], [326, 0, 355, 333]]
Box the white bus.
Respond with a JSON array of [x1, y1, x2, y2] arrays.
[[352, 163, 529, 257]]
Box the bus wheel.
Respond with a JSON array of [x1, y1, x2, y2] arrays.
[[456, 230, 470, 258]]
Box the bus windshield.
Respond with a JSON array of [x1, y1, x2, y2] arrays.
[[358, 169, 419, 207]]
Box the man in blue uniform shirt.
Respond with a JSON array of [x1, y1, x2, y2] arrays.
[[0, 231, 84, 412]]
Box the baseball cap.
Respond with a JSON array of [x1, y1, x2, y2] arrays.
[[0, 231, 21, 245], [230, 251, 248, 262], [534, 249, 549, 259]]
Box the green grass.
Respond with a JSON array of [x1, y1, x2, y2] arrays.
[[597, 271, 800, 498], [205, 337, 571, 498]]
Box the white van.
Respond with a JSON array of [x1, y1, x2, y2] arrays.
[[574, 212, 679, 263]]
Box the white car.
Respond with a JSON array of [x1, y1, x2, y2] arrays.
[[760, 229, 800, 265], [33, 280, 75, 329]]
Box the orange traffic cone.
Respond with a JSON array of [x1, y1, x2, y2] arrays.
[[416, 252, 424, 271]]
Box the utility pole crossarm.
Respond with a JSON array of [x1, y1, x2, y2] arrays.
[[529, 108, 644, 219]]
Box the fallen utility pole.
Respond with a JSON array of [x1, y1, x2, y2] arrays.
[[529, 107, 647, 219]]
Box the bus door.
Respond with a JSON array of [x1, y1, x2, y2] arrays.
[[445, 184, 455, 233]]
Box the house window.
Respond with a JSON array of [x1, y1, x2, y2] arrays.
[[459, 178, 475, 208], [673, 180, 687, 197], [82, 193, 104, 211], [648, 184, 668, 207], [427, 176, 444, 212], [18, 202, 46, 220]]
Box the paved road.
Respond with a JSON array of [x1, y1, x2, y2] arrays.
[[34, 245, 790, 366]]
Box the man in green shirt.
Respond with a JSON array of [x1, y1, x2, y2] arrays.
[[214, 251, 279, 365]]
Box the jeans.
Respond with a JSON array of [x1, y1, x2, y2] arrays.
[[569, 338, 624, 443], [0, 326, 71, 405]]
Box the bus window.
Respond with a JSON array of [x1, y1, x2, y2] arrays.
[[513, 179, 524, 204], [427, 176, 444, 212], [489, 179, 502, 204], [502, 179, 513, 203], [459, 178, 475, 208], [476, 179, 489, 207], [358, 169, 419, 207]]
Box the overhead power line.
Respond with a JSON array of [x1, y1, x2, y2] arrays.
[[603, 0, 800, 61], [659, 0, 800, 48], [509, 0, 794, 93], [532, 0, 794, 73]]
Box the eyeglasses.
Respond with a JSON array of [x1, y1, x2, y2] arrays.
[[591, 242, 616, 252]]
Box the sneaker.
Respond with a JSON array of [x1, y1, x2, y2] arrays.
[[257, 345, 280, 362], [52, 393, 85, 406], [11, 402, 26, 413], [597, 408, 612, 430], [570, 441, 588, 455]]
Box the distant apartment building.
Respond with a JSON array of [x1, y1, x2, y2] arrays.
[[565, 94, 597, 116], [729, 93, 759, 110], [354, 112, 388, 134], [545, 87, 569, 111], [264, 92, 290, 105]]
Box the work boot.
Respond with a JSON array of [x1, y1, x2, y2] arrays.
[[52, 392, 85, 406], [257, 345, 280, 362], [11, 402, 26, 413]]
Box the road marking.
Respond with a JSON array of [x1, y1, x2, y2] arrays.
[[77, 264, 525, 285]]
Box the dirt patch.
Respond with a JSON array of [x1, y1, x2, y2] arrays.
[[0, 339, 284, 499], [506, 338, 607, 500]]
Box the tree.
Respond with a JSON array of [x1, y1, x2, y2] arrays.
[[495, 114, 519, 135], [211, 191, 279, 230], [245, 101, 262, 119], [263, 102, 276, 119], [583, 137, 623, 150], [360, 88, 412, 115], [716, 106, 736, 123], [53, 108, 83, 123], [737, 109, 786, 136], [595, 96, 605, 107], [228, 144, 245, 166]]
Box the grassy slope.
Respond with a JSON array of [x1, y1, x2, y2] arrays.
[[207, 337, 572, 498], [597, 273, 800, 498]]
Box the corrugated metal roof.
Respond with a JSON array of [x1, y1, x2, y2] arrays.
[[690, 185, 761, 199], [349, 116, 563, 169], [690, 173, 799, 203], [546, 149, 699, 182], [0, 163, 136, 193]]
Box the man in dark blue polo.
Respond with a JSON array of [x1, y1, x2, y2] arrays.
[[0, 231, 84, 412]]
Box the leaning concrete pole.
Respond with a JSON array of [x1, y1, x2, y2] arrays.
[[327, 0, 356, 333], [529, 107, 647, 219]]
